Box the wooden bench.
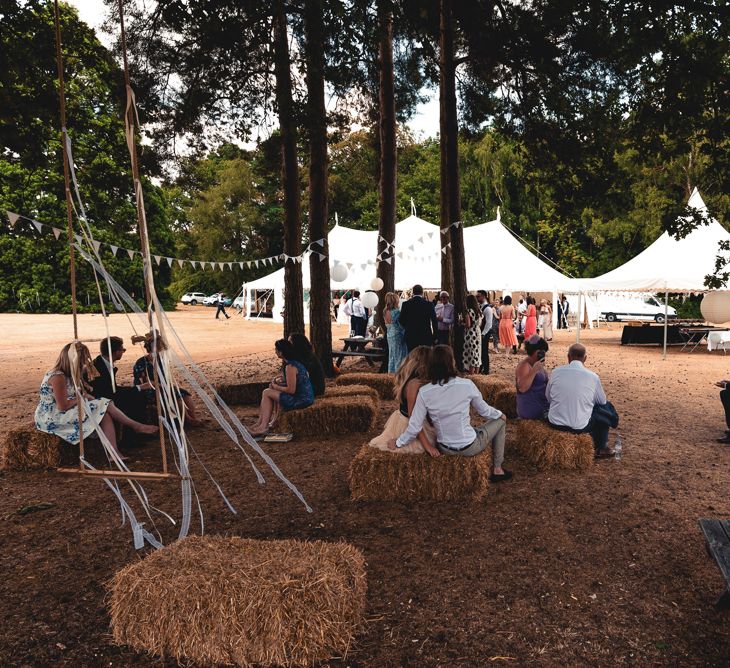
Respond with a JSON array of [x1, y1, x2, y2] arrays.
[[699, 519, 730, 609]]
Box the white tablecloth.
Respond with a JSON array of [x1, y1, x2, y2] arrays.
[[707, 330, 730, 351]]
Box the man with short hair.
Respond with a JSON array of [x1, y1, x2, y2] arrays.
[[215, 294, 231, 320], [546, 343, 618, 458], [343, 290, 368, 336], [476, 290, 492, 374], [434, 291, 454, 346], [398, 284, 438, 351]]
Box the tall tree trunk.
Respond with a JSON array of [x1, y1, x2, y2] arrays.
[[273, 1, 304, 337], [440, 0, 466, 366], [304, 0, 334, 375], [375, 0, 397, 327], [439, 56, 453, 297]]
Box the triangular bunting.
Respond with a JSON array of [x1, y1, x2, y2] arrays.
[[239, 262, 245, 270], [32, 220, 44, 233], [166, 257, 173, 267], [52, 227, 63, 240], [177, 259, 184, 268], [6, 212, 20, 227], [109, 244, 119, 256], [154, 255, 162, 265], [127, 249, 136, 260], [346, 263, 353, 270], [218, 262, 225, 271], [312, 238, 324, 247], [385, 257, 393, 265], [91, 239, 101, 254]]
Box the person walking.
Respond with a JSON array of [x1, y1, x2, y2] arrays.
[[215, 294, 230, 320], [384, 292, 407, 372], [463, 294, 483, 374], [499, 295, 518, 354], [476, 290, 492, 374], [524, 296, 537, 338], [434, 291, 455, 345], [399, 284, 438, 351]]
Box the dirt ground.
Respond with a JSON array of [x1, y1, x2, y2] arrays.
[[2, 310, 730, 667]]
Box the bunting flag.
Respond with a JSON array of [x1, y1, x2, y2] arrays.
[[127, 249, 136, 260], [32, 220, 44, 233], [166, 257, 173, 267], [52, 227, 63, 240], [154, 255, 162, 265], [91, 239, 102, 254], [177, 259, 185, 268], [311, 238, 325, 247], [6, 211, 20, 227], [109, 244, 119, 256]]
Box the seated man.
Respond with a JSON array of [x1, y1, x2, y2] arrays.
[[388, 345, 512, 482], [546, 343, 618, 458]]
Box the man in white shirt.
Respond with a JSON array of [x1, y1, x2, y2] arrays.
[[546, 343, 616, 457], [388, 345, 512, 482], [434, 291, 455, 345], [343, 290, 367, 336], [476, 290, 493, 374]]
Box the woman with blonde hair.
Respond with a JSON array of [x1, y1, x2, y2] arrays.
[[35, 342, 158, 461], [368, 346, 438, 455], [384, 291, 407, 372]]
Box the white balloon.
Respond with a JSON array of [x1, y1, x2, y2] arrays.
[[362, 291, 379, 309], [701, 291, 730, 324], [331, 264, 348, 282], [370, 277, 384, 291]]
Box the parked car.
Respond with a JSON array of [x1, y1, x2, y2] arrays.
[[232, 296, 244, 311], [181, 292, 207, 305], [203, 293, 232, 307], [598, 296, 677, 323]]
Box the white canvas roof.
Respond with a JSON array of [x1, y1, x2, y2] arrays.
[[584, 189, 728, 293]]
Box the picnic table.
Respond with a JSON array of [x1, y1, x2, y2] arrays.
[[333, 337, 385, 368]]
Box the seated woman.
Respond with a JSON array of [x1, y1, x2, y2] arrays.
[[250, 339, 314, 436], [515, 335, 550, 420], [388, 345, 512, 482], [133, 333, 202, 426], [288, 332, 325, 397], [368, 346, 438, 456], [35, 342, 158, 462]]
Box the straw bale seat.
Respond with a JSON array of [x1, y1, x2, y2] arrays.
[[471, 375, 517, 418], [108, 535, 367, 667], [335, 373, 395, 400], [324, 384, 379, 404], [349, 444, 491, 502], [278, 396, 377, 436], [216, 381, 270, 406], [1, 426, 110, 471], [509, 419, 593, 471]]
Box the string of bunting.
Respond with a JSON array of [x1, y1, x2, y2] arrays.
[[5, 210, 327, 271], [440, 220, 463, 233]]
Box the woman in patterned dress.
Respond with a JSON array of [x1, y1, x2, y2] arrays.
[[384, 291, 407, 373], [35, 342, 158, 461], [463, 294, 483, 374], [499, 295, 519, 354]]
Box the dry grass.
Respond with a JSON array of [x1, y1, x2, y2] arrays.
[[216, 382, 269, 406], [335, 373, 395, 400], [1, 427, 62, 471], [508, 419, 594, 471], [324, 384, 380, 404], [349, 445, 492, 502], [278, 397, 377, 437], [108, 535, 367, 667]]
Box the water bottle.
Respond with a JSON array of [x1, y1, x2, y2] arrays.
[[614, 436, 623, 461]]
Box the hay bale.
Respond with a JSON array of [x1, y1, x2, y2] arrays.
[[1, 427, 63, 471], [491, 386, 517, 419], [216, 382, 269, 406], [108, 535, 367, 667], [335, 373, 395, 400], [349, 445, 491, 502], [509, 419, 593, 471], [324, 384, 379, 404], [471, 374, 511, 405], [279, 397, 376, 436]]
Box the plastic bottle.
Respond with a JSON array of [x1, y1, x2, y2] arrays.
[[614, 436, 623, 461]]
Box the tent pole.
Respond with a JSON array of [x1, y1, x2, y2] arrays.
[[576, 291, 582, 343], [662, 289, 669, 360]]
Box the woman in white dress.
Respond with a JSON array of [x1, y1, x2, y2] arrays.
[[35, 342, 158, 461]]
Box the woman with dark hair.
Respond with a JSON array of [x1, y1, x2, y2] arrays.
[[250, 339, 314, 436], [288, 333, 325, 396], [524, 296, 538, 339], [388, 345, 512, 482], [463, 293, 482, 374], [515, 335, 550, 419], [498, 295, 518, 354]]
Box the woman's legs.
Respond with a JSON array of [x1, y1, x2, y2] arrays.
[[106, 401, 158, 435], [98, 411, 127, 461], [182, 395, 202, 426], [251, 389, 280, 434]]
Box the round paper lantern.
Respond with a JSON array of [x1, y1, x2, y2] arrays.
[[370, 277, 384, 291], [701, 291, 730, 324], [362, 291, 379, 309], [331, 264, 348, 282]]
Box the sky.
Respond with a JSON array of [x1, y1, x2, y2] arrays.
[[66, 0, 440, 140]]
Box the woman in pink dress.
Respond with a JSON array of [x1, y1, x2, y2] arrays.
[[498, 295, 519, 354], [524, 296, 538, 338]]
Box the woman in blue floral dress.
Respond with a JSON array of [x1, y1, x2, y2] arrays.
[[35, 342, 158, 461], [249, 339, 314, 436], [384, 292, 407, 373]]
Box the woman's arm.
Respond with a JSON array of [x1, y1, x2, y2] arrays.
[[406, 380, 440, 457], [516, 361, 544, 393], [464, 311, 472, 329], [49, 373, 77, 412], [274, 363, 298, 394]]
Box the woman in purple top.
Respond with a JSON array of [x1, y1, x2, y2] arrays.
[[515, 335, 550, 419]]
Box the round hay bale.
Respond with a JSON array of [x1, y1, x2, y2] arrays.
[[509, 419, 593, 471], [278, 397, 376, 436], [335, 373, 395, 400], [216, 381, 270, 406], [324, 384, 379, 404], [1, 427, 63, 471], [349, 444, 491, 502], [108, 535, 367, 667]]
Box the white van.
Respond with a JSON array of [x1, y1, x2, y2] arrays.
[[598, 296, 676, 323]]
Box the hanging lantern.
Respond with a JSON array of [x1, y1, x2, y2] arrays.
[[362, 291, 379, 309], [331, 264, 348, 282], [700, 291, 730, 324], [370, 277, 384, 291]]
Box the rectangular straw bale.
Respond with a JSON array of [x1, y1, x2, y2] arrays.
[[108, 535, 367, 668], [278, 397, 377, 436], [1, 427, 63, 471], [471, 374, 512, 405], [492, 386, 518, 419], [335, 373, 395, 400], [509, 419, 593, 471], [216, 381, 270, 406], [349, 445, 491, 502], [324, 384, 380, 404]]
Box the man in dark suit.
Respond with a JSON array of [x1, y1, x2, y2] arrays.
[[92, 336, 151, 443], [398, 284, 438, 351]]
